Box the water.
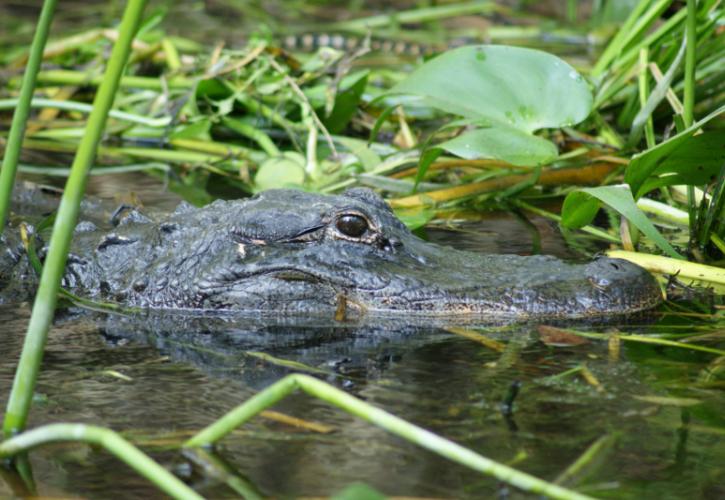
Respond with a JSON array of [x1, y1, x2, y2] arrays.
[[1, 177, 723, 499]]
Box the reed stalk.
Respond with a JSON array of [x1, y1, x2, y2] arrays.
[[185, 374, 594, 500], [684, 0, 697, 239], [0, 424, 202, 500], [0, 0, 58, 234], [3, 0, 148, 438]]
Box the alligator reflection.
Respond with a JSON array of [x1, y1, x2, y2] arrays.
[[88, 309, 656, 498], [0, 297, 705, 498], [100, 312, 457, 388]]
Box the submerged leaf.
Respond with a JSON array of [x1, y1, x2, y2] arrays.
[[632, 395, 702, 407], [537, 325, 590, 347]]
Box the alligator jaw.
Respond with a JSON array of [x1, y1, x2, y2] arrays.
[[351, 253, 664, 319]]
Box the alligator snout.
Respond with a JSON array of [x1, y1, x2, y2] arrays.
[[580, 256, 664, 315]]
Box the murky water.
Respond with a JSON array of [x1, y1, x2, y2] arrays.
[[1, 176, 723, 499]]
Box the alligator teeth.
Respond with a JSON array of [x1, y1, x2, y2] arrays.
[[237, 243, 246, 258]]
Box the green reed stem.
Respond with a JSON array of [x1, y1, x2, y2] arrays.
[[554, 433, 619, 486], [0, 0, 58, 234], [0, 98, 172, 127], [3, 0, 148, 438], [684, 0, 697, 239], [0, 424, 202, 500], [683, 0, 697, 128], [637, 49, 656, 148], [221, 116, 280, 156], [34, 69, 192, 90], [592, 0, 672, 77], [561, 325, 725, 356], [185, 374, 593, 500]]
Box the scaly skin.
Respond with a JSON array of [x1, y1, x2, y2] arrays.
[[1, 187, 662, 319]]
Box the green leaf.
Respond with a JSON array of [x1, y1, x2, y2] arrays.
[[170, 118, 211, 140], [254, 152, 306, 192], [388, 45, 592, 133], [368, 104, 397, 144], [195, 78, 233, 101], [561, 191, 601, 228], [323, 71, 369, 133], [626, 104, 725, 198], [633, 131, 725, 196], [394, 207, 435, 230], [415, 147, 443, 189], [334, 136, 381, 171], [331, 482, 387, 500], [438, 126, 558, 167], [562, 185, 683, 258]]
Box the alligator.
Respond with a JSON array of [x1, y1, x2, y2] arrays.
[[0, 186, 663, 320]]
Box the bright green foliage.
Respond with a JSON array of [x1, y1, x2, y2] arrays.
[[254, 152, 307, 191], [625, 105, 725, 198], [437, 126, 558, 167], [389, 45, 592, 133], [332, 483, 387, 500], [635, 132, 725, 197], [385, 45, 592, 172], [561, 185, 683, 258]]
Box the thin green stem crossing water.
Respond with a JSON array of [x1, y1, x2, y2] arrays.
[[185, 374, 594, 500]]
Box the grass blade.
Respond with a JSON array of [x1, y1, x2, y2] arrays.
[[0, 0, 58, 233]]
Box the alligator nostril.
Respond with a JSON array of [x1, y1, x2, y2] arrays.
[[132, 279, 147, 292], [381, 237, 402, 252], [610, 262, 620, 270]]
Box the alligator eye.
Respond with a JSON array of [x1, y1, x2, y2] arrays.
[[336, 214, 369, 238]]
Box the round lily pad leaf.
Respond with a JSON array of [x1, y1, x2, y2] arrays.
[[438, 126, 558, 166], [389, 45, 592, 133], [254, 152, 306, 192]]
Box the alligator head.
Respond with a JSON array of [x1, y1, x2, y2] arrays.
[[63, 188, 662, 320]]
